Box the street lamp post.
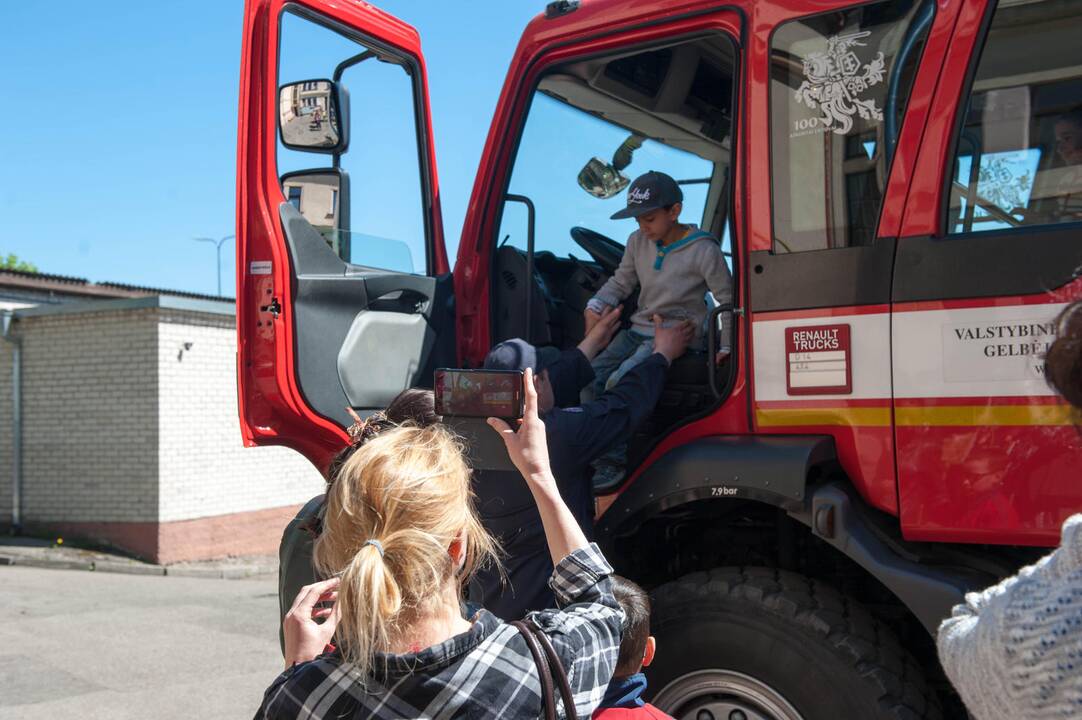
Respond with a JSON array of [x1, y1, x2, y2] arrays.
[[194, 235, 235, 297]]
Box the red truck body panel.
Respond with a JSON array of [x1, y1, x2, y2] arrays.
[[238, 0, 1082, 547]]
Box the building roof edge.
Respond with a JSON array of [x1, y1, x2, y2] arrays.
[[11, 295, 236, 319]]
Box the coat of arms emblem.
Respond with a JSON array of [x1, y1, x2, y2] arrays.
[[794, 31, 886, 135]]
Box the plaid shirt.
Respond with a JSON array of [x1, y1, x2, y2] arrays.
[[255, 543, 623, 720]]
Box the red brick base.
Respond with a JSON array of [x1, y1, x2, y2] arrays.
[[18, 503, 305, 564]]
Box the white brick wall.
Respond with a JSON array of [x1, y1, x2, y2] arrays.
[[0, 340, 13, 525], [14, 309, 159, 523], [0, 300, 324, 528], [156, 310, 323, 522]]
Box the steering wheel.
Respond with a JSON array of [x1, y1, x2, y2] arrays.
[[570, 226, 624, 275]]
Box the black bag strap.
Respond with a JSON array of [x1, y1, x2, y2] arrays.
[[528, 618, 578, 720], [512, 619, 579, 720], [512, 620, 556, 720]]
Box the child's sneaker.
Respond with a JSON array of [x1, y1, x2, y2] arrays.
[[592, 461, 626, 490]]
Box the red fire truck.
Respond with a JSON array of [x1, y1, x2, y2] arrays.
[[237, 0, 1082, 717]]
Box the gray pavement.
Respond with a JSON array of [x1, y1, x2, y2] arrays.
[[0, 566, 285, 719], [281, 113, 337, 148], [0, 535, 278, 579]]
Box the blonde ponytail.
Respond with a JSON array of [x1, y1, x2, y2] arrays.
[[314, 424, 498, 680]]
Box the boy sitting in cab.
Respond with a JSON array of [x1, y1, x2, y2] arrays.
[[585, 170, 733, 484]]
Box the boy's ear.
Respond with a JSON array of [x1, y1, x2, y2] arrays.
[[642, 636, 656, 668], [669, 202, 683, 220]]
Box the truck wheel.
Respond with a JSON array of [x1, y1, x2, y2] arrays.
[[647, 567, 941, 720]]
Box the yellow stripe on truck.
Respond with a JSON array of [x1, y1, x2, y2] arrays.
[[756, 404, 1078, 428], [755, 407, 892, 427], [895, 404, 1079, 427]]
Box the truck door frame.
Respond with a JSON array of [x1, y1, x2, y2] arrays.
[[237, 0, 448, 469], [453, 8, 752, 485]]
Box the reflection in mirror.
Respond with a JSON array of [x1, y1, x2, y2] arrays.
[[577, 135, 644, 198], [278, 80, 340, 150], [282, 172, 343, 253], [577, 158, 629, 199]]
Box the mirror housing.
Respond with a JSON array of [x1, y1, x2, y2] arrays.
[[278, 79, 350, 154], [576, 134, 644, 199], [577, 158, 629, 199], [280, 168, 351, 258]]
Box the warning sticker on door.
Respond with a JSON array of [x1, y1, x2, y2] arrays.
[[785, 324, 852, 395], [249, 260, 272, 275]]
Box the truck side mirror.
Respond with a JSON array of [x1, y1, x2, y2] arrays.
[[278, 79, 349, 154], [280, 168, 351, 258]]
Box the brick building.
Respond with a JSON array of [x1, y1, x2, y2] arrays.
[[0, 273, 324, 563]]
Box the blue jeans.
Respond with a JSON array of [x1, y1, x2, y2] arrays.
[[587, 329, 656, 469], [589, 329, 656, 398]]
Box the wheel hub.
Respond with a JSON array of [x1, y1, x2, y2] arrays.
[[653, 669, 805, 720]]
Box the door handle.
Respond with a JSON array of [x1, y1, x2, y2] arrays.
[[368, 288, 429, 314], [707, 303, 741, 399]]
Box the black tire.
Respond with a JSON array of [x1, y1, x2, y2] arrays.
[[646, 567, 941, 720]]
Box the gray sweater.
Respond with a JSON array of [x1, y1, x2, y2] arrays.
[[588, 225, 733, 347], [937, 513, 1082, 719]]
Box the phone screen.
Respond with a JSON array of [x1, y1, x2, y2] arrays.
[[434, 369, 524, 419]]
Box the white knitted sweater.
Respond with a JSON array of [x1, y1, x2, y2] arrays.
[[937, 514, 1082, 719]]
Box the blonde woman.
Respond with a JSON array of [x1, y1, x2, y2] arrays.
[[256, 368, 624, 719]]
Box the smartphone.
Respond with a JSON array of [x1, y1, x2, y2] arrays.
[[434, 368, 525, 420]]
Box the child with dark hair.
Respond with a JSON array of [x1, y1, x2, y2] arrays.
[[585, 170, 733, 485], [1044, 300, 1082, 408], [593, 576, 674, 720]]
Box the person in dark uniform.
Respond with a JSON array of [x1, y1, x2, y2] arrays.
[[472, 312, 694, 620]]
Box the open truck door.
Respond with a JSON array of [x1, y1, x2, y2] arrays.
[[237, 0, 453, 470]]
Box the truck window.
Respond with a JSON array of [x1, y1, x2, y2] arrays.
[[277, 9, 428, 274], [946, 0, 1082, 234], [770, 0, 934, 252], [498, 93, 716, 258], [491, 33, 737, 350]]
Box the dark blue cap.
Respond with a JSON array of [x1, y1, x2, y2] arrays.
[[483, 338, 560, 374], [610, 170, 683, 220]]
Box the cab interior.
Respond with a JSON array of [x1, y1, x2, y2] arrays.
[[489, 34, 740, 484]]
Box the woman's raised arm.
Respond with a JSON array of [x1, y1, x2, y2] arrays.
[[488, 368, 589, 566]]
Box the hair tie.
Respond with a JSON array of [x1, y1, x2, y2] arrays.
[[347, 417, 369, 443], [363, 539, 384, 557], [347, 411, 389, 445]]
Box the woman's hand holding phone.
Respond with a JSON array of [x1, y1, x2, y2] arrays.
[[487, 368, 552, 485]]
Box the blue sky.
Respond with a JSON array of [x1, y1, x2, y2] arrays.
[[0, 1, 542, 297], [273, 6, 719, 275]]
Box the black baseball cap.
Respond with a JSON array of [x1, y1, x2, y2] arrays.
[[610, 171, 683, 220], [483, 338, 560, 374]]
